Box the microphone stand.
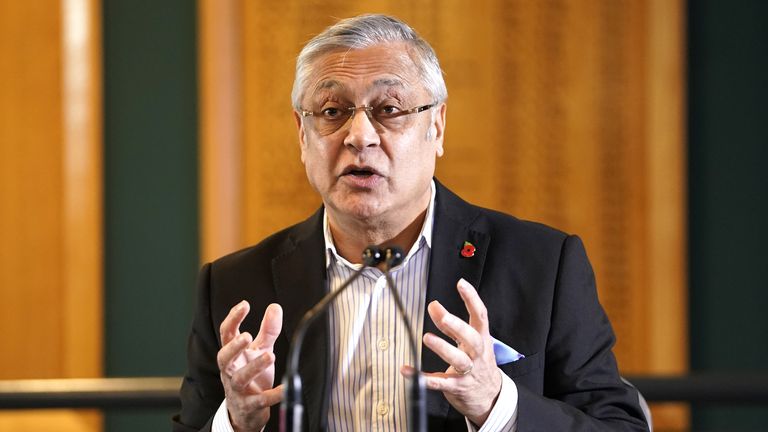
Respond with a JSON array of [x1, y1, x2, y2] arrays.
[[382, 247, 426, 432], [280, 247, 426, 432], [280, 247, 383, 432]]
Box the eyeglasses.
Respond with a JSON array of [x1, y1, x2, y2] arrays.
[[299, 102, 436, 136]]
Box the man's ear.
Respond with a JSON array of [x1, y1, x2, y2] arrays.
[[294, 110, 307, 163], [432, 103, 447, 157]]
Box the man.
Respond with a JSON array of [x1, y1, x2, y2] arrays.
[[173, 14, 649, 432]]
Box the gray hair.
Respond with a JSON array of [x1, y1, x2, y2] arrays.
[[291, 14, 447, 109]]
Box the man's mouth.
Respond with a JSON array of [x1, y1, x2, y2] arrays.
[[341, 166, 379, 178]]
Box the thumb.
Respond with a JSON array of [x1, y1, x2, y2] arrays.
[[253, 303, 283, 350]]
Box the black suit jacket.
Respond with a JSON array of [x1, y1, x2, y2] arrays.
[[173, 181, 648, 431]]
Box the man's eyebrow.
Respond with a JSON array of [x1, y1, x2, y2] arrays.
[[372, 78, 405, 88], [314, 79, 345, 93]]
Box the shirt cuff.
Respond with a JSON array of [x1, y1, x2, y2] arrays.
[[465, 369, 518, 432], [212, 399, 235, 432]]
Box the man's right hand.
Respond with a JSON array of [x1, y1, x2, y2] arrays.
[[217, 300, 284, 431]]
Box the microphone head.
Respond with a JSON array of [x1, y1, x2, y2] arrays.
[[385, 247, 405, 269], [362, 247, 384, 266]]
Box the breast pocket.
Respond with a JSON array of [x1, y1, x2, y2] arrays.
[[498, 351, 542, 378]]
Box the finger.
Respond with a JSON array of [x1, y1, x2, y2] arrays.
[[243, 384, 284, 410], [400, 365, 416, 378], [220, 300, 250, 345], [251, 303, 283, 351], [403, 367, 461, 392], [427, 301, 483, 357], [217, 332, 253, 373], [422, 332, 474, 373], [456, 278, 489, 334], [426, 301, 456, 340], [419, 371, 461, 392], [230, 351, 275, 392]]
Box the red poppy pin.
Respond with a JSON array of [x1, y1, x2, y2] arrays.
[[460, 241, 476, 258]]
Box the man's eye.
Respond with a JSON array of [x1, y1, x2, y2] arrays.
[[321, 107, 342, 118], [377, 105, 400, 116]]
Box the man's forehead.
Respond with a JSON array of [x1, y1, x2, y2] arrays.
[[305, 44, 422, 97]]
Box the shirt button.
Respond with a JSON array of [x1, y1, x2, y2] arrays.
[[377, 338, 389, 351], [377, 402, 389, 416]]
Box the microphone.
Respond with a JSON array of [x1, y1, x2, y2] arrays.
[[381, 247, 426, 432], [280, 247, 384, 432]]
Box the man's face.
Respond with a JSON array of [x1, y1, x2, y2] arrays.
[[295, 43, 446, 225]]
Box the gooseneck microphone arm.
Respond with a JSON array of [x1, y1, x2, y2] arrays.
[[382, 247, 426, 432], [280, 246, 426, 432], [280, 247, 384, 432], [381, 248, 420, 371]]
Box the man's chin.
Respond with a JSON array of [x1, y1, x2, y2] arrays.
[[327, 197, 385, 222]]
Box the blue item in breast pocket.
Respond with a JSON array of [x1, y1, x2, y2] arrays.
[[491, 337, 525, 365]]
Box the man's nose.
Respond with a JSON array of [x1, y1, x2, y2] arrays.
[[343, 108, 380, 151]]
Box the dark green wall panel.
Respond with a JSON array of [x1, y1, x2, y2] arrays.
[[688, 0, 768, 429], [103, 0, 199, 430]]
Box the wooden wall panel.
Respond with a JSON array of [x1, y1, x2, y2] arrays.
[[0, 0, 102, 430], [201, 0, 685, 428], [198, 0, 243, 263], [644, 0, 688, 428], [0, 0, 64, 380], [240, 1, 321, 246]]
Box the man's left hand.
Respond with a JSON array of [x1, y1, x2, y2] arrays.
[[403, 278, 502, 427]]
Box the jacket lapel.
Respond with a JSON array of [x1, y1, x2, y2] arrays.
[[423, 181, 490, 424], [271, 209, 329, 432]]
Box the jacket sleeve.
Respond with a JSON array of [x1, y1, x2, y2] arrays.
[[515, 235, 649, 431], [172, 263, 223, 432]]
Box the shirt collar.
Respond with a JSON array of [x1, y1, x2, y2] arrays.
[[323, 179, 436, 269]]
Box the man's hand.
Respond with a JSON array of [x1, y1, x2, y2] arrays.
[[217, 300, 284, 431], [403, 278, 502, 427]]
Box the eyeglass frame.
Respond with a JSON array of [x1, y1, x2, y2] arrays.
[[298, 102, 437, 135]]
